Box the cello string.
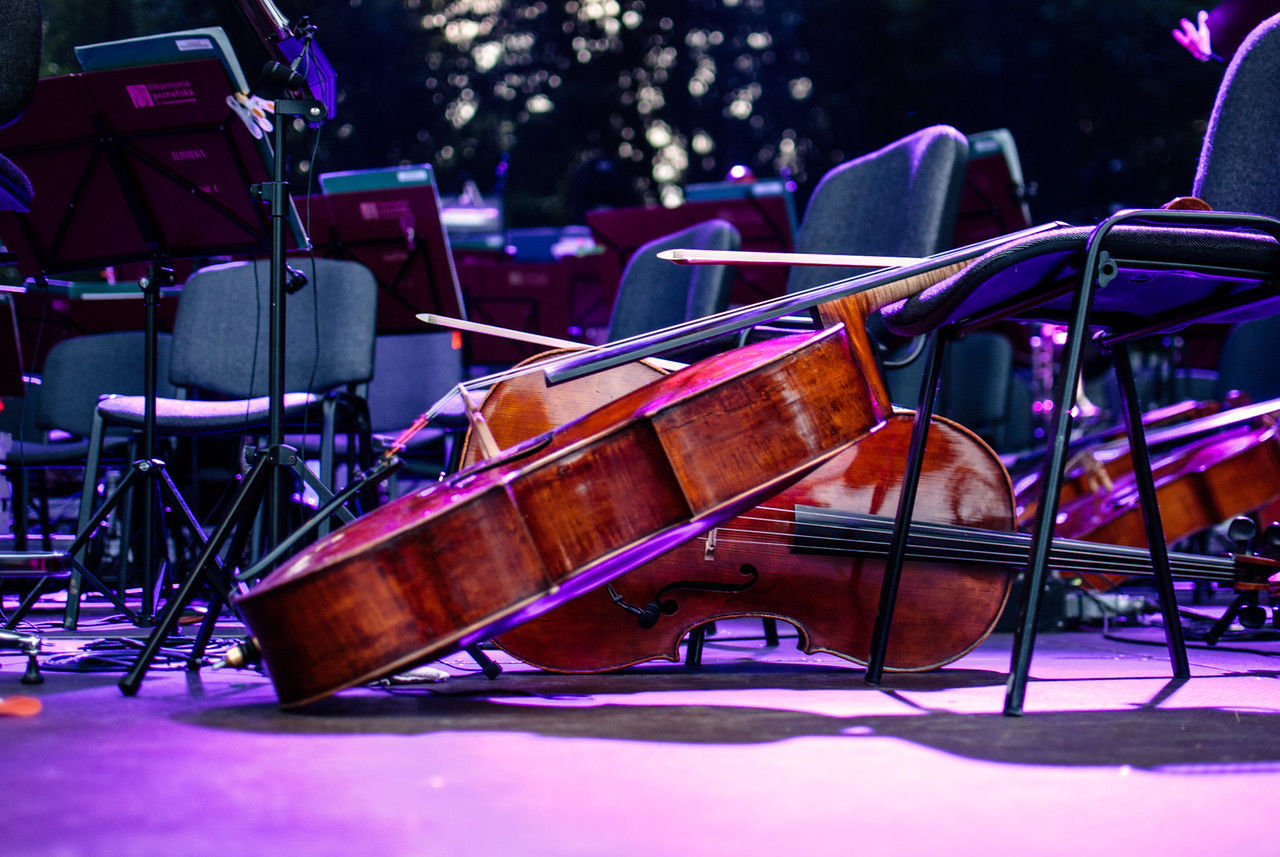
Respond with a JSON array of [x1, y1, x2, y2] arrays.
[[709, 509, 1240, 583], [742, 505, 1236, 574], [707, 525, 1237, 583]]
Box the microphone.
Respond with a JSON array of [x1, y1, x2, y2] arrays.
[[284, 265, 308, 294], [261, 59, 305, 92], [268, 15, 317, 93], [218, 637, 262, 670]]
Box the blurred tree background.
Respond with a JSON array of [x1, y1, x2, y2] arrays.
[[36, 0, 1224, 229]]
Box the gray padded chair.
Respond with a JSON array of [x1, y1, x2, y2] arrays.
[[1212, 315, 1280, 403], [365, 332, 467, 497], [786, 125, 971, 295], [84, 257, 379, 529], [605, 219, 740, 344], [3, 331, 174, 549], [1194, 14, 1280, 405], [780, 125, 972, 405], [1192, 12, 1280, 220]]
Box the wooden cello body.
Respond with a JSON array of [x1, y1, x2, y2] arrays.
[[234, 326, 882, 707], [235, 240, 1034, 706], [490, 412, 1015, 673]]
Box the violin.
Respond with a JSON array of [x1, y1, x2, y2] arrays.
[[233, 325, 882, 707]]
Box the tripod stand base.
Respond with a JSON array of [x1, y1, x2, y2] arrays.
[[119, 442, 365, 696], [59, 457, 207, 629], [0, 548, 137, 633]]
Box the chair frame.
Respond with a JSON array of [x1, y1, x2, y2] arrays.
[[868, 207, 1280, 715]]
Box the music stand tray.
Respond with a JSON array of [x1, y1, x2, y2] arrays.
[[586, 191, 795, 305], [304, 165, 466, 332]]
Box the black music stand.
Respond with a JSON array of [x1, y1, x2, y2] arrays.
[[0, 57, 282, 626], [116, 73, 345, 697], [586, 190, 796, 307], [304, 179, 467, 331]]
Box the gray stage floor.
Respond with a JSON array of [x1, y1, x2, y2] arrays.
[[3, 602, 1280, 857]]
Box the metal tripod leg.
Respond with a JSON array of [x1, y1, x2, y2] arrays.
[[3, 551, 135, 630], [119, 443, 364, 695], [865, 331, 946, 684], [1112, 343, 1189, 677], [5, 458, 204, 630], [60, 458, 207, 629], [118, 450, 272, 695]]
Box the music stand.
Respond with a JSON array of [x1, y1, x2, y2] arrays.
[[303, 176, 467, 331], [0, 57, 282, 626], [116, 72, 347, 697], [586, 190, 795, 307]]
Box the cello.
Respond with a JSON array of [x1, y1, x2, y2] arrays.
[[234, 326, 883, 707], [233, 224, 1061, 706], [1047, 419, 1280, 590], [471, 367, 1280, 674]]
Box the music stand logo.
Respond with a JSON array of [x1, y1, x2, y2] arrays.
[[126, 84, 154, 109]]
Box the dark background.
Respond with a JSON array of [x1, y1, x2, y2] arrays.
[[36, 1, 1224, 231]]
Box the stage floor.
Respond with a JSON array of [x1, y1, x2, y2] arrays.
[[3, 601, 1279, 857]]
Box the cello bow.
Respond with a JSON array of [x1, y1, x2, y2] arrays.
[[546, 222, 1066, 384]]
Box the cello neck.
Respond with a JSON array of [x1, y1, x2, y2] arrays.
[[812, 259, 976, 413], [818, 259, 974, 328]]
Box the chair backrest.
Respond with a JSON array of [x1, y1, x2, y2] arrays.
[[169, 257, 378, 398], [38, 330, 176, 438], [0, 377, 42, 441], [1193, 13, 1280, 218], [1213, 315, 1280, 403], [786, 125, 970, 295], [367, 332, 464, 433], [605, 218, 740, 343], [939, 331, 1014, 440]]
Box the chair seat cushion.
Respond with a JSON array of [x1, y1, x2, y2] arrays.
[[4, 435, 129, 466], [96, 392, 322, 433], [880, 222, 1280, 336]]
